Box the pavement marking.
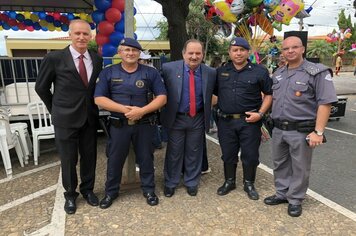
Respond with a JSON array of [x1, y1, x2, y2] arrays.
[[0, 161, 61, 184], [0, 185, 57, 213], [27, 169, 66, 236], [326, 127, 356, 136], [206, 134, 356, 222]]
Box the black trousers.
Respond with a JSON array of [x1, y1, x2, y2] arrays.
[[54, 122, 97, 200]]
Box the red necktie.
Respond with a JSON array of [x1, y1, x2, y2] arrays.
[[189, 69, 196, 117], [79, 54, 88, 87]]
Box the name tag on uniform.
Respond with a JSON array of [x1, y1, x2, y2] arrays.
[[112, 78, 123, 83], [221, 73, 229, 77], [295, 81, 307, 85]]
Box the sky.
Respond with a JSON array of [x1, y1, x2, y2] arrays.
[[0, 0, 355, 56]]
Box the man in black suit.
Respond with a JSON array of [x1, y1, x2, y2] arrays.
[[35, 19, 103, 214]]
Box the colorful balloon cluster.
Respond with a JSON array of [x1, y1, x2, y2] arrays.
[[204, 0, 306, 36], [92, 0, 137, 64], [326, 28, 352, 43], [0, 11, 94, 32]]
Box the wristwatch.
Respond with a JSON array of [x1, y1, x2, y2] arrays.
[[314, 130, 324, 136], [257, 112, 264, 118]]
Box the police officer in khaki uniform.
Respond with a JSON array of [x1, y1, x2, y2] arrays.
[[264, 36, 337, 217]]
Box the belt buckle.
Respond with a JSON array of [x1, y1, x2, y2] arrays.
[[128, 120, 136, 126], [232, 114, 241, 119], [281, 121, 289, 130]]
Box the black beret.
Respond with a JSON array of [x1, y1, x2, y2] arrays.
[[119, 37, 142, 51], [230, 37, 250, 50]]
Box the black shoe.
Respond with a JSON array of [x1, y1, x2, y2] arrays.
[[164, 186, 175, 197], [217, 180, 236, 196], [187, 186, 198, 196], [64, 199, 76, 214], [243, 181, 259, 200], [264, 195, 289, 205], [83, 192, 99, 206], [143, 192, 159, 206], [288, 204, 302, 217], [99, 195, 117, 209]]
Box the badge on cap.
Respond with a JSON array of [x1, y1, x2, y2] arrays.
[[120, 39, 125, 44], [136, 80, 145, 88], [231, 40, 236, 45]]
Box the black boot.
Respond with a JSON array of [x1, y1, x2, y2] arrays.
[[217, 163, 237, 196], [243, 164, 259, 200]]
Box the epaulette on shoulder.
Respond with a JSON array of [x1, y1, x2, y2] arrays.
[[303, 60, 332, 76]]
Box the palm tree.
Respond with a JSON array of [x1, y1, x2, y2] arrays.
[[307, 40, 336, 60]]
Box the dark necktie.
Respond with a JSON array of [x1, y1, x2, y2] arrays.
[[79, 54, 88, 87], [189, 69, 196, 117]]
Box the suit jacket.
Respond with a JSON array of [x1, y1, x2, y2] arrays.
[[35, 46, 103, 128], [160, 60, 216, 132]]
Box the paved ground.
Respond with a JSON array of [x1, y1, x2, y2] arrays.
[[1, 72, 356, 235]]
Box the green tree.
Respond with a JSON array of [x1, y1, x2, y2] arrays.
[[155, 0, 229, 61], [337, 9, 355, 52], [154, 0, 191, 61], [306, 40, 336, 60]]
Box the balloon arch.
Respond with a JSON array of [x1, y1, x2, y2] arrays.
[[0, 0, 137, 63]]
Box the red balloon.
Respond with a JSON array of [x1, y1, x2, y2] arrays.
[[112, 0, 125, 12], [18, 23, 26, 30], [105, 8, 122, 23], [8, 19, 18, 27], [26, 26, 34, 31], [98, 21, 115, 35], [96, 34, 110, 46], [53, 12, 61, 20]]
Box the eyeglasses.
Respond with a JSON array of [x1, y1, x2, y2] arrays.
[[282, 45, 303, 51]]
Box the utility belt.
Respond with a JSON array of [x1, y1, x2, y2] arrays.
[[109, 113, 157, 128], [273, 119, 316, 133], [216, 110, 247, 120]]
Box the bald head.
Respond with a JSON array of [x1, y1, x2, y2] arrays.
[[281, 36, 305, 68]]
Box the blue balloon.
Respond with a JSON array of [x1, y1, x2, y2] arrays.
[[38, 11, 47, 20], [24, 19, 33, 26], [11, 25, 19, 31], [53, 20, 62, 27], [92, 10, 106, 24], [61, 24, 69, 31], [67, 13, 75, 20], [102, 43, 118, 57], [109, 31, 124, 47], [45, 15, 54, 23], [8, 11, 17, 19], [103, 58, 113, 67], [89, 23, 96, 30], [134, 33, 138, 40], [33, 22, 41, 30], [16, 14, 25, 22], [114, 19, 125, 33], [94, 0, 112, 12], [133, 7, 137, 15], [2, 22, 10, 30]]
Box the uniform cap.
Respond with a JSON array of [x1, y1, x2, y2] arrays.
[[119, 37, 142, 51], [230, 37, 250, 50]]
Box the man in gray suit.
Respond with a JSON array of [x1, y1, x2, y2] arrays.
[[160, 39, 216, 197]]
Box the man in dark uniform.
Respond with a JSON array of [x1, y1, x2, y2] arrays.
[[214, 37, 272, 200], [264, 36, 337, 217], [94, 38, 167, 208], [35, 19, 103, 214]]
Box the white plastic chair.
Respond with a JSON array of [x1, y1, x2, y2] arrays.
[[0, 108, 32, 165], [0, 114, 25, 178], [27, 101, 55, 165]]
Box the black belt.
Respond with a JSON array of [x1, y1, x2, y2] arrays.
[[218, 112, 246, 119], [177, 108, 203, 117], [273, 120, 299, 131], [110, 114, 156, 127]]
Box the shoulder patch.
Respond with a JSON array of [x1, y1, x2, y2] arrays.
[[324, 74, 332, 81]]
